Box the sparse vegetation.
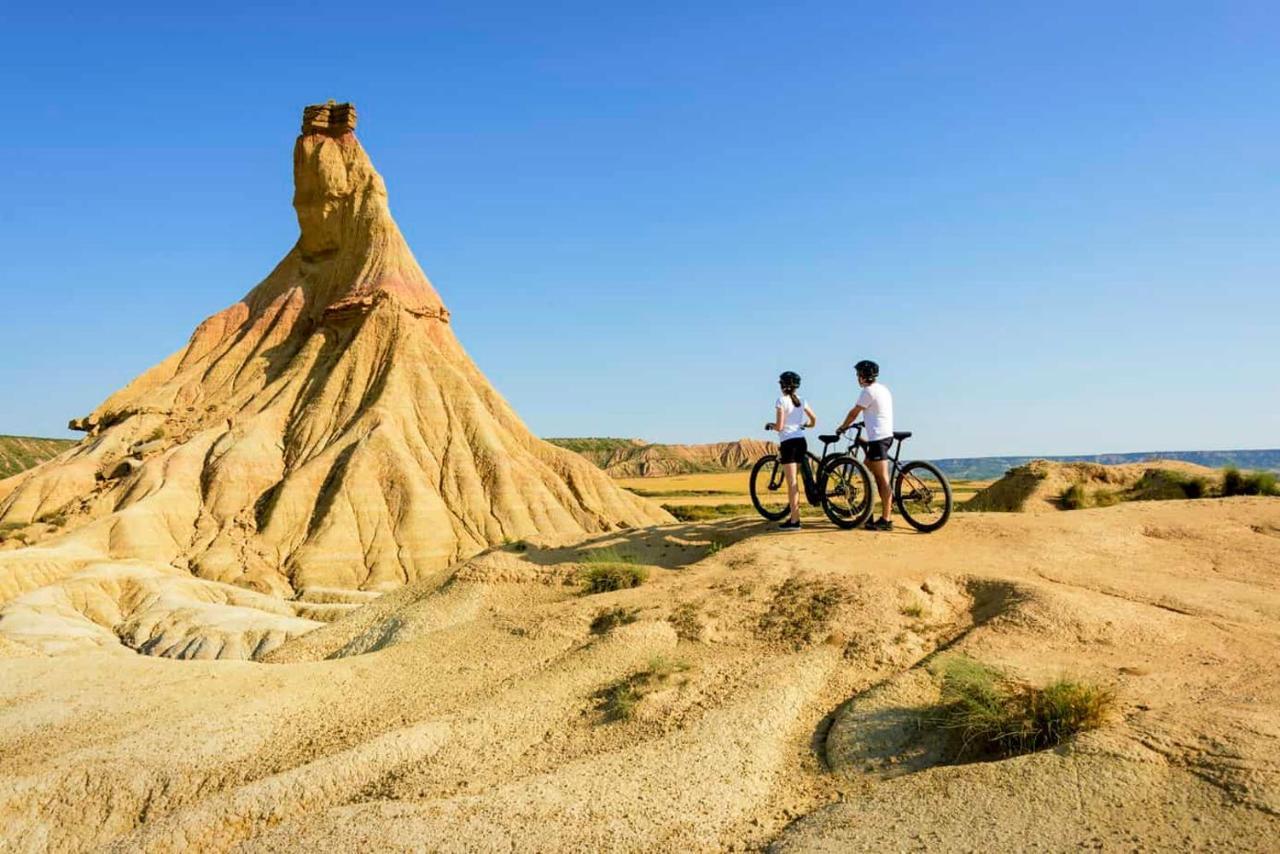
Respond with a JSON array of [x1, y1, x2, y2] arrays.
[[590, 606, 639, 634], [669, 602, 704, 641], [1059, 483, 1088, 510], [900, 601, 925, 619], [628, 488, 739, 498], [758, 577, 846, 648], [578, 563, 648, 594], [594, 655, 690, 722], [922, 656, 1114, 760], [1092, 489, 1120, 507], [1222, 467, 1280, 497], [1129, 469, 1210, 501], [502, 538, 530, 552], [663, 503, 748, 522], [705, 539, 725, 556], [579, 546, 634, 565], [143, 426, 166, 443], [0, 435, 76, 479]]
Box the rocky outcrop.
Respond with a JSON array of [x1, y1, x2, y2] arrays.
[[0, 103, 670, 647]]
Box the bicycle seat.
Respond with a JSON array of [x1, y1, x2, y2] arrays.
[[818, 434, 840, 443], [894, 430, 912, 440]]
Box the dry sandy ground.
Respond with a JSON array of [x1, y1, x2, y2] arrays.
[[3, 498, 1279, 851]]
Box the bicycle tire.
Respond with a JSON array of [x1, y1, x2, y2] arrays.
[[749, 454, 791, 521], [895, 460, 953, 532], [819, 455, 874, 529]]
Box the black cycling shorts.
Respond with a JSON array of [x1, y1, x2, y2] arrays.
[[779, 437, 807, 464], [864, 438, 893, 462]]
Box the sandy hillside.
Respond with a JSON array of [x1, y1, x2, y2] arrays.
[[0, 436, 75, 480], [2, 497, 1277, 851], [964, 458, 1221, 512], [549, 438, 776, 478], [0, 103, 668, 661]]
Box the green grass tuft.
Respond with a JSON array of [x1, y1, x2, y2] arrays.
[[579, 546, 635, 565], [1059, 483, 1088, 510], [923, 656, 1114, 760], [662, 503, 749, 522], [578, 563, 648, 594], [594, 655, 691, 722], [1222, 467, 1280, 497]]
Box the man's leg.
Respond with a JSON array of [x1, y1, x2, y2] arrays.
[[869, 459, 892, 521], [784, 462, 800, 523]]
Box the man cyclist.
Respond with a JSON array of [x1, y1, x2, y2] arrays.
[[836, 360, 895, 531]]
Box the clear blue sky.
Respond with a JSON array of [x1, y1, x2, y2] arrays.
[[1, 1, 1277, 459]]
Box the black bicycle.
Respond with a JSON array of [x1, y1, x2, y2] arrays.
[[749, 433, 874, 527], [827, 423, 954, 532]]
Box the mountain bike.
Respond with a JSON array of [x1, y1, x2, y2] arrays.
[[749, 433, 874, 527], [829, 423, 954, 532]]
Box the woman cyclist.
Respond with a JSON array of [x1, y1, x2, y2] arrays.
[[764, 371, 817, 530]]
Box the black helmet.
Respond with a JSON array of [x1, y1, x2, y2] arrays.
[[778, 371, 801, 390], [854, 360, 879, 381]]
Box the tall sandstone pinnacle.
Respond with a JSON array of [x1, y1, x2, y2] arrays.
[[0, 102, 670, 600]]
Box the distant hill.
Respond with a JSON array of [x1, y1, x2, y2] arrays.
[[547, 437, 1280, 481], [0, 435, 77, 480], [545, 437, 775, 477], [934, 449, 1280, 481]]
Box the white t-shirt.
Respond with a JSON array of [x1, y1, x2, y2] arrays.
[[856, 382, 894, 441], [775, 395, 808, 441]]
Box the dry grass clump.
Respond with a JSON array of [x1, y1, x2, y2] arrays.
[[1059, 483, 1088, 510], [1129, 470, 1209, 501], [923, 656, 1114, 760], [1223, 467, 1279, 497], [579, 564, 648, 594], [668, 602, 704, 641], [594, 655, 690, 722], [590, 606, 639, 634], [758, 577, 846, 648]]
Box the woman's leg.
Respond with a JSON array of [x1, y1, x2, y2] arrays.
[[784, 462, 800, 523]]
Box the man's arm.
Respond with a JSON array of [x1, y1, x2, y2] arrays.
[[837, 405, 864, 433]]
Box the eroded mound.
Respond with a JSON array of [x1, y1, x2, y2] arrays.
[[964, 458, 1219, 512], [0, 103, 668, 658]]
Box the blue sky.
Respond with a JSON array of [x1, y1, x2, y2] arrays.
[[1, 1, 1277, 459]]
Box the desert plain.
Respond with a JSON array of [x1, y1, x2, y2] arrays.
[[1, 103, 1278, 852]]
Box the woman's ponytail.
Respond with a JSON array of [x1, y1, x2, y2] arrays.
[[788, 390, 800, 408]]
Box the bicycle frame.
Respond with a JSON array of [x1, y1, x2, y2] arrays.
[[767, 441, 842, 505]]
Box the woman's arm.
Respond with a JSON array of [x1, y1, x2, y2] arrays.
[[774, 405, 786, 433], [803, 404, 817, 429]]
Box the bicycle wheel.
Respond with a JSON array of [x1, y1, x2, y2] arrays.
[[749, 455, 791, 521], [895, 460, 953, 532], [819, 455, 874, 529]]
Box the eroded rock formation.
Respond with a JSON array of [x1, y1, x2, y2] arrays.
[[0, 103, 669, 656]]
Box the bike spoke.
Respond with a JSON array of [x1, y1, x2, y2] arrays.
[[896, 462, 952, 531]]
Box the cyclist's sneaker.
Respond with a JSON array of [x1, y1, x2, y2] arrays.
[[862, 517, 879, 531], [871, 518, 894, 531], [778, 520, 802, 531]]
